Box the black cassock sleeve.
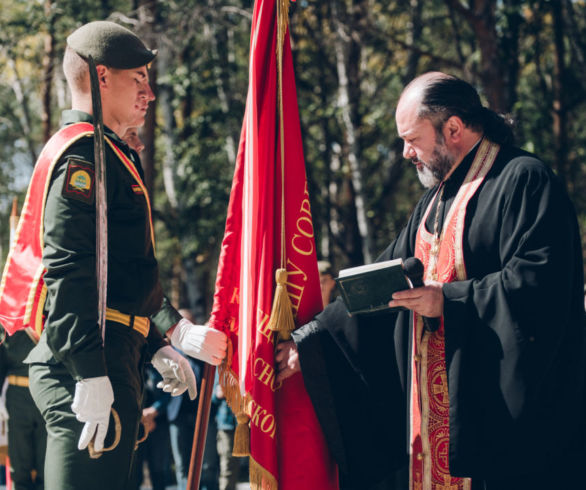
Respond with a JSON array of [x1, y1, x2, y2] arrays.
[[291, 192, 435, 489], [441, 153, 586, 476]]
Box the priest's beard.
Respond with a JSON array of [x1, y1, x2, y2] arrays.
[[416, 140, 456, 189]]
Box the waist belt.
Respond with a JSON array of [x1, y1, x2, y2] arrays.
[[105, 308, 150, 337], [8, 375, 29, 387]]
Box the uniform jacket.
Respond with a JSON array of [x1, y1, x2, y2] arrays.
[[26, 111, 180, 380]]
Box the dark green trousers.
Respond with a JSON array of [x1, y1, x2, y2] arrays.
[[29, 323, 147, 490], [6, 384, 46, 490]]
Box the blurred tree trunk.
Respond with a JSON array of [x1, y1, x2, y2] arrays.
[[563, 0, 586, 81], [138, 0, 158, 200], [158, 38, 179, 211], [551, 0, 569, 188], [41, 0, 56, 143], [6, 57, 37, 164], [207, 0, 237, 165], [331, 0, 372, 264], [501, 0, 523, 113], [404, 0, 423, 83], [295, 2, 338, 263], [444, 0, 508, 112]]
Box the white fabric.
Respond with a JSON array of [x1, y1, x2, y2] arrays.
[[0, 398, 8, 423], [152, 345, 197, 399], [71, 376, 114, 451], [169, 318, 227, 366]]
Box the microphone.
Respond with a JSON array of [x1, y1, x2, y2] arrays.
[[403, 257, 440, 333]]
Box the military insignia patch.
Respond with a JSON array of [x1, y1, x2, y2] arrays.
[[62, 159, 95, 204], [131, 184, 144, 195]]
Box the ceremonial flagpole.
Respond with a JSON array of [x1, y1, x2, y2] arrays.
[[186, 363, 216, 490]]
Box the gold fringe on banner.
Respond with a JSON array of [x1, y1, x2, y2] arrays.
[[249, 454, 278, 490], [267, 268, 295, 341], [218, 341, 252, 457]]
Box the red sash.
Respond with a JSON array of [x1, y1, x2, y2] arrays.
[[410, 140, 499, 490], [0, 123, 154, 338]]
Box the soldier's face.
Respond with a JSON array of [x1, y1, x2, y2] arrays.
[[104, 65, 155, 134]]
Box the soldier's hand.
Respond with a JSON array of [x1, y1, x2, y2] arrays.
[[169, 318, 227, 366], [71, 376, 114, 452], [152, 345, 197, 400]]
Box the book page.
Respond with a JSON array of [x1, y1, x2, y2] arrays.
[[338, 258, 403, 278]]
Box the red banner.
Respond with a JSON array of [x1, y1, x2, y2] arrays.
[[208, 0, 338, 488]]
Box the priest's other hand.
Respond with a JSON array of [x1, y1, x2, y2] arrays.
[[388, 280, 444, 318], [275, 340, 300, 383], [71, 376, 114, 452], [169, 318, 227, 366], [152, 345, 197, 400]]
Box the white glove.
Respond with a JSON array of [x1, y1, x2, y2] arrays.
[[71, 376, 114, 451], [169, 318, 227, 366], [0, 398, 8, 423], [152, 345, 197, 400]]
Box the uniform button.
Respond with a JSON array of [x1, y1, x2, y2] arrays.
[[416, 453, 423, 461]]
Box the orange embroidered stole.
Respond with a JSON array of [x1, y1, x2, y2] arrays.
[[410, 139, 499, 490], [0, 122, 154, 338]]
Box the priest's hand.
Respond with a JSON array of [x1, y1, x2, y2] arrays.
[[388, 280, 444, 318], [275, 340, 300, 383], [71, 376, 114, 452], [152, 345, 197, 400], [168, 318, 227, 366]]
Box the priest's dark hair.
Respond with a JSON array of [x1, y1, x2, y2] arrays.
[[417, 75, 515, 146]]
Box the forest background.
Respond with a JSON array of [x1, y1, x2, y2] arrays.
[[1, 0, 585, 320]]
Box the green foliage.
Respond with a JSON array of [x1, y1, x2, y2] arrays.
[[1, 0, 586, 305]]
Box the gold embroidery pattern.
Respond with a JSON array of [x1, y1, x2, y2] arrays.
[[410, 139, 499, 490]]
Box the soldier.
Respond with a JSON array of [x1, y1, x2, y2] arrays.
[[0, 21, 228, 490], [0, 330, 46, 490]]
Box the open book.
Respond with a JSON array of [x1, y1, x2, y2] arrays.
[[335, 258, 411, 315]]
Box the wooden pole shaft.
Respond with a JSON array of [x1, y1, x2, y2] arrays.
[[187, 363, 216, 490]]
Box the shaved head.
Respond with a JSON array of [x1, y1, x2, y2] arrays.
[[63, 46, 89, 95]]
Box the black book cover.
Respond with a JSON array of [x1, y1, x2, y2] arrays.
[[335, 258, 411, 315]]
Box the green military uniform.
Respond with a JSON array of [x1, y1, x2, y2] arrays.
[[25, 109, 182, 490], [0, 330, 46, 490], [21, 22, 181, 490]]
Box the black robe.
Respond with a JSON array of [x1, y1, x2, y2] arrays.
[[292, 144, 586, 489]]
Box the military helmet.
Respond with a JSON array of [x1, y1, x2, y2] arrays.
[[67, 20, 156, 69]]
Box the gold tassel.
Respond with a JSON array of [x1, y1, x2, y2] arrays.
[[267, 268, 295, 341], [232, 411, 251, 457]]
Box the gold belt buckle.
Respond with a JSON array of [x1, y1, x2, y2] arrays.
[[131, 315, 150, 337], [105, 308, 150, 337]]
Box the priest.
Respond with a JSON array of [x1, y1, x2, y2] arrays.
[[276, 72, 585, 490]]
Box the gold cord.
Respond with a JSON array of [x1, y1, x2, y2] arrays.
[[428, 184, 445, 281], [276, 0, 289, 269]]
